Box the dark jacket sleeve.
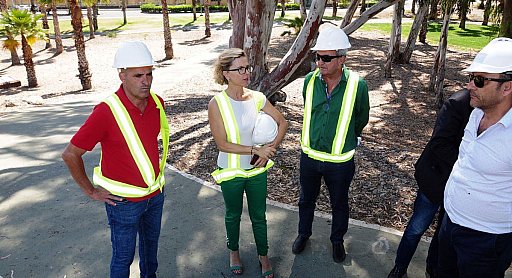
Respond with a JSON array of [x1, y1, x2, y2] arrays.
[[414, 89, 473, 204]]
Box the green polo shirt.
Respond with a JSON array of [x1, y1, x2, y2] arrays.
[[302, 67, 370, 154]]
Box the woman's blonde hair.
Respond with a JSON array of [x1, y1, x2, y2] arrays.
[[213, 48, 246, 85]]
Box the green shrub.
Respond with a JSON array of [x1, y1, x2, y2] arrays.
[[277, 3, 300, 10], [140, 4, 229, 14]]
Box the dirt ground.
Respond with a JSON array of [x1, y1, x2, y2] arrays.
[[0, 15, 478, 234]]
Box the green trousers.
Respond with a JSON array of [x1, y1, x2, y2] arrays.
[[220, 171, 268, 256]]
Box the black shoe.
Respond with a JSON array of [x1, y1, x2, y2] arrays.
[[332, 243, 346, 263], [387, 265, 407, 278], [292, 235, 309, 254]]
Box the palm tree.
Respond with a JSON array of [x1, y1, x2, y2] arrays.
[[38, 0, 52, 49], [50, 0, 64, 54], [0, 0, 7, 12], [83, 0, 96, 39], [69, 0, 92, 90], [0, 26, 21, 65], [161, 0, 173, 59], [0, 9, 46, 87]]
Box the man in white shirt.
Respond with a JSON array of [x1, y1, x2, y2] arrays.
[[438, 37, 512, 277]]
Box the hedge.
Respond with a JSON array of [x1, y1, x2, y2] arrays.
[[140, 3, 300, 14]]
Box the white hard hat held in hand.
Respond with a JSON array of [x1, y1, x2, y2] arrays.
[[112, 41, 156, 69], [462, 37, 512, 74], [252, 112, 278, 145], [311, 26, 351, 51]]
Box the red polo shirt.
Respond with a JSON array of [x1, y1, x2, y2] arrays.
[[71, 85, 164, 202]]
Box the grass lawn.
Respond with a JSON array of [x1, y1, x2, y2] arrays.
[[358, 22, 500, 51], [43, 10, 499, 51], [44, 10, 304, 35]]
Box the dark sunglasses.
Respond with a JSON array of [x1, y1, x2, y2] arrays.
[[316, 54, 344, 63], [469, 74, 511, 88], [225, 66, 252, 74]]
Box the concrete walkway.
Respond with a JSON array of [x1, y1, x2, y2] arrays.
[[2, 99, 510, 277]]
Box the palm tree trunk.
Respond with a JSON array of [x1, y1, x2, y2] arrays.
[[0, 0, 7, 12], [41, 5, 52, 49], [21, 35, 37, 87], [87, 6, 95, 39], [121, 0, 127, 25], [161, 0, 173, 59], [51, 2, 63, 54], [93, 3, 99, 30], [204, 0, 211, 37], [10, 47, 21, 66], [70, 0, 92, 90], [192, 0, 197, 21]]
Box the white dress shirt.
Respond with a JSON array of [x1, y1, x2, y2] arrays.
[[444, 108, 512, 234]]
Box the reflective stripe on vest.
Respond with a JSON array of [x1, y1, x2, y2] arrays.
[[211, 90, 272, 184], [93, 92, 170, 198], [301, 68, 359, 163]]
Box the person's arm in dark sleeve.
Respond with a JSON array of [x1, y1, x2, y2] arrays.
[[428, 89, 471, 171]]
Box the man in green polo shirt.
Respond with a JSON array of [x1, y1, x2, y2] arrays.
[[292, 26, 370, 263]]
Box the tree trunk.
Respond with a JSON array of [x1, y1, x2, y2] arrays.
[[9, 46, 21, 66], [21, 35, 37, 87], [192, 0, 197, 21], [429, 0, 455, 108], [300, 0, 307, 19], [204, 0, 211, 37], [87, 6, 95, 39], [93, 3, 99, 30], [281, 0, 286, 17], [161, 0, 174, 59], [227, 0, 246, 48], [399, 0, 429, 63], [121, 0, 127, 25], [341, 0, 361, 28], [458, 0, 469, 29], [384, 0, 403, 77], [51, 2, 64, 54], [360, 0, 367, 14], [333, 0, 338, 17], [411, 0, 416, 13], [428, 0, 438, 19], [41, 5, 52, 49], [70, 0, 92, 90], [245, 0, 278, 89], [257, 0, 327, 98], [500, 0, 512, 37], [0, 0, 7, 12], [482, 0, 492, 25], [419, 7, 428, 42], [343, 0, 402, 35]]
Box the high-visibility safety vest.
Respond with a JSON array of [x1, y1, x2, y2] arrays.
[[211, 90, 274, 184], [92, 92, 170, 198], [301, 68, 359, 163]]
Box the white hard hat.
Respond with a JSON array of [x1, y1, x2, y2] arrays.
[[112, 41, 156, 69], [311, 26, 351, 51], [463, 37, 512, 74], [252, 112, 278, 145]]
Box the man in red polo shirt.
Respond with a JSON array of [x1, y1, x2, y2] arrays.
[[61, 41, 169, 278]]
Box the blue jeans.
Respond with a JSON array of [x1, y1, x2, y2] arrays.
[[105, 192, 164, 278], [298, 152, 355, 244], [438, 214, 512, 278], [394, 190, 443, 271]]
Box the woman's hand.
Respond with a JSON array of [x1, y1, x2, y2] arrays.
[[254, 144, 276, 160]]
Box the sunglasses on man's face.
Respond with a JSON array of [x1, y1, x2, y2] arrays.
[[469, 74, 511, 88], [316, 54, 344, 63]]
